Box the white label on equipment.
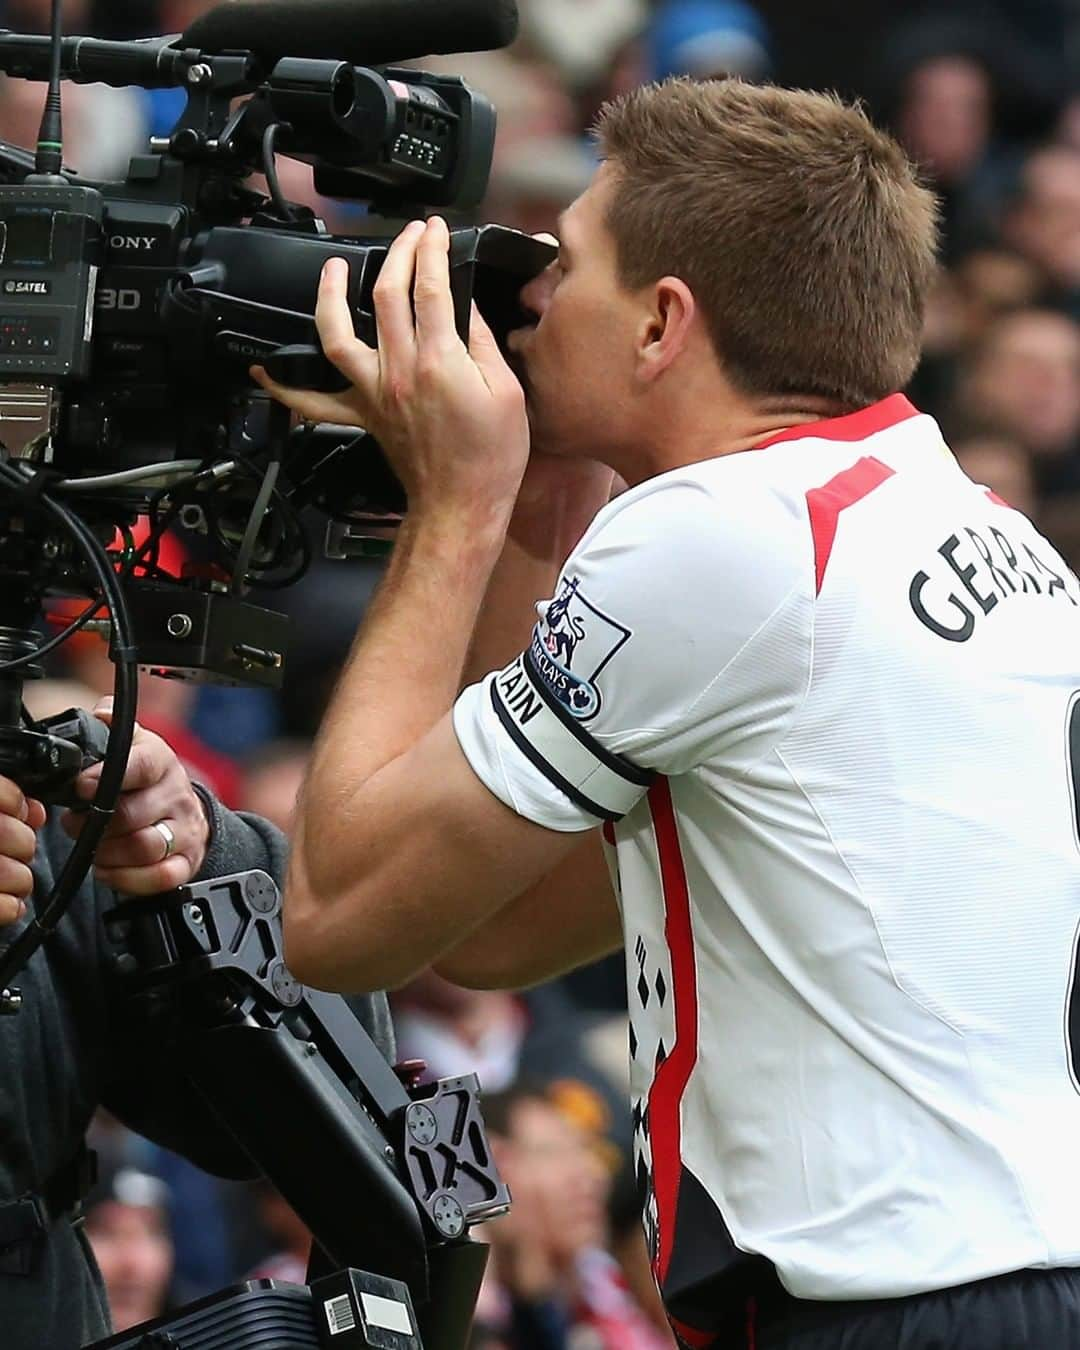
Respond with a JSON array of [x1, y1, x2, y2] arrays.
[[84, 265, 98, 342], [324, 1293, 357, 1336], [361, 1292, 414, 1334]]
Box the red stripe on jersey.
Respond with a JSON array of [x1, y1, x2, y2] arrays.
[[602, 821, 616, 845], [646, 778, 699, 1287], [746, 1296, 758, 1350], [754, 393, 919, 450], [668, 1313, 716, 1348], [986, 488, 1011, 508], [806, 456, 895, 594]]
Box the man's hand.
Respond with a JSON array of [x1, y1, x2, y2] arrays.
[[61, 703, 211, 895], [0, 779, 45, 927], [252, 216, 530, 527]]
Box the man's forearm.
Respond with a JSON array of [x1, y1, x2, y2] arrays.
[[296, 509, 506, 900], [288, 465, 613, 973]]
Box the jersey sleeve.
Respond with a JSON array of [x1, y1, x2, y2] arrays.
[[453, 478, 813, 831]]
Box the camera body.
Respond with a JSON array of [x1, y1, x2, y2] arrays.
[[0, 34, 554, 685]]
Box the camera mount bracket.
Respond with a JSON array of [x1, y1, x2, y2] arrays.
[[94, 869, 509, 1349]]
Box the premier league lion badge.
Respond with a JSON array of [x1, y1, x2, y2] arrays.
[[528, 576, 633, 721]]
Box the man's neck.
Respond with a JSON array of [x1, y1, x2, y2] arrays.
[[616, 398, 852, 485]]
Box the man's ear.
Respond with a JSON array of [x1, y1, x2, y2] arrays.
[[636, 277, 697, 384]]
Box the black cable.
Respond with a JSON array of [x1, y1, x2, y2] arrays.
[[247, 519, 312, 589], [262, 122, 296, 223], [0, 465, 138, 990], [0, 494, 184, 677], [224, 450, 313, 585], [231, 457, 282, 596], [0, 596, 105, 676]]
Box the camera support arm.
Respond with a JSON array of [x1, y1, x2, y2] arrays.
[[102, 870, 509, 1344]]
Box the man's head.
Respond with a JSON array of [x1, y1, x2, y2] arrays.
[[951, 435, 1036, 518], [484, 1083, 611, 1269], [956, 309, 1080, 458], [510, 79, 938, 470], [84, 1167, 174, 1333], [1006, 146, 1080, 291], [895, 54, 992, 186]]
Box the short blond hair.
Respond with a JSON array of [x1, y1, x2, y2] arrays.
[[594, 79, 939, 409]]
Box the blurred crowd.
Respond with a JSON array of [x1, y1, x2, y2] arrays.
[[0, 0, 1078, 1344]]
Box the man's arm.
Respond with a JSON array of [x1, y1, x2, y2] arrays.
[[253, 219, 630, 994], [287, 525, 624, 989], [428, 461, 623, 990], [248, 220, 594, 992], [431, 831, 620, 989]]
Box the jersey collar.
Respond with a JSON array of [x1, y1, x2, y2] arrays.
[[753, 393, 920, 450]]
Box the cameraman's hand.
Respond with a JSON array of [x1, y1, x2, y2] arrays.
[[61, 703, 210, 896], [252, 216, 530, 522], [0, 780, 45, 927]]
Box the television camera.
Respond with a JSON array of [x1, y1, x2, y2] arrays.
[[0, 0, 547, 1343]]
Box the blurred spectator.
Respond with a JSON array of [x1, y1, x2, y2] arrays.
[[88, 1111, 241, 1306], [238, 738, 311, 835], [519, 0, 647, 93], [246, 1181, 312, 1287], [489, 135, 594, 237], [1059, 93, 1080, 153], [648, 1, 772, 83], [913, 250, 1045, 411], [475, 1081, 668, 1350], [607, 1163, 673, 1347], [1005, 145, 1080, 311], [3, 0, 88, 29], [953, 248, 1045, 332], [419, 52, 577, 161], [394, 972, 528, 1094], [952, 309, 1080, 492], [159, 0, 217, 29], [190, 683, 283, 762], [1037, 492, 1080, 573], [953, 434, 1038, 517], [895, 53, 992, 188], [0, 67, 144, 180], [84, 1161, 175, 1335]]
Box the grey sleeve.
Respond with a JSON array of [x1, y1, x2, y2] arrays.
[[191, 782, 290, 888], [190, 785, 397, 1063]]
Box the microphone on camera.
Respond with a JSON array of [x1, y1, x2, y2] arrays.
[[182, 0, 520, 67]]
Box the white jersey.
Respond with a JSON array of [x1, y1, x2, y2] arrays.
[[453, 395, 1080, 1336]]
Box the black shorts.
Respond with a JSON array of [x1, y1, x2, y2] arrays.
[[750, 1266, 1080, 1350]]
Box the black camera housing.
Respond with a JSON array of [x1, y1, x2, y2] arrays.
[[0, 28, 555, 685]]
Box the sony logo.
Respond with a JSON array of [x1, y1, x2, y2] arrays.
[[108, 235, 157, 252]]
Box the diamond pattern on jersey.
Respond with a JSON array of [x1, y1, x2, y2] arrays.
[[628, 928, 676, 1271]]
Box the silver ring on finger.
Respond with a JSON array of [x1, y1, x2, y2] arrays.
[[151, 820, 177, 862]]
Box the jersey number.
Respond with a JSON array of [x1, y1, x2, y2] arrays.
[[1065, 693, 1080, 1090]]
